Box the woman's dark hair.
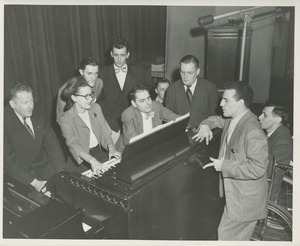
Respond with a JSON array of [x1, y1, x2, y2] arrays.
[[63, 76, 89, 111]]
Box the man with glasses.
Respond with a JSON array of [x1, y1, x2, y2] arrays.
[[115, 85, 179, 152], [165, 55, 218, 131], [56, 57, 102, 121]]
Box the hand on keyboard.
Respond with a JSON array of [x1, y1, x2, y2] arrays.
[[82, 157, 121, 178]]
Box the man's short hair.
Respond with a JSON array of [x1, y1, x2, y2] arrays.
[[129, 84, 149, 101], [180, 55, 199, 68], [224, 81, 254, 108], [155, 77, 170, 89], [112, 37, 129, 53], [79, 57, 99, 70], [9, 83, 33, 100], [266, 103, 289, 125]]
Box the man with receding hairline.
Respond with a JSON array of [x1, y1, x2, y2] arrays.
[[4, 83, 65, 193], [258, 103, 293, 202], [165, 54, 218, 130]]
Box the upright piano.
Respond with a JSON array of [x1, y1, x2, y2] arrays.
[[3, 116, 224, 240], [69, 121, 224, 240]]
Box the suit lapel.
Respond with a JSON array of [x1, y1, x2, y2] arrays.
[[133, 107, 144, 135], [67, 106, 87, 128], [108, 65, 122, 91], [123, 65, 135, 93], [227, 111, 252, 148], [88, 106, 100, 141], [219, 120, 230, 158]]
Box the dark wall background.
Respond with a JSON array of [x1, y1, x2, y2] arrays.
[[4, 5, 167, 122]]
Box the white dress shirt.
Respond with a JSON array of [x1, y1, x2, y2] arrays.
[[141, 112, 153, 133]]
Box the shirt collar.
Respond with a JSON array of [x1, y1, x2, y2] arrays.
[[231, 109, 249, 125], [14, 110, 27, 122], [185, 79, 197, 93], [114, 64, 127, 70]]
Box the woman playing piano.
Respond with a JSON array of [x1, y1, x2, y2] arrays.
[[59, 76, 121, 176]]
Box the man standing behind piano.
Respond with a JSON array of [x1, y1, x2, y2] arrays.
[[192, 81, 268, 240], [59, 76, 121, 176], [165, 54, 218, 130], [115, 85, 179, 152], [98, 37, 150, 144]]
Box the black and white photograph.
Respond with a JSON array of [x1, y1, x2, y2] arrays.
[[1, 0, 299, 245]]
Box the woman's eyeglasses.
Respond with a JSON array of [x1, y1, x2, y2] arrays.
[[75, 91, 95, 100]]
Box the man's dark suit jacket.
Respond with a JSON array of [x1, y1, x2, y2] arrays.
[[165, 77, 218, 129], [4, 104, 65, 185], [267, 124, 293, 202], [98, 64, 149, 132]]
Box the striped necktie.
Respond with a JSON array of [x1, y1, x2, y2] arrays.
[[186, 85, 193, 104], [23, 117, 35, 139]]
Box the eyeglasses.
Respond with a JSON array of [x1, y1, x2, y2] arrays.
[[75, 91, 95, 100], [179, 70, 197, 77]]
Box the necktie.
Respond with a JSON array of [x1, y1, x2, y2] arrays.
[[115, 67, 127, 74], [145, 111, 155, 120], [186, 86, 193, 104], [23, 117, 35, 139]]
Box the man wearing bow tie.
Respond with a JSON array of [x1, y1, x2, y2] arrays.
[[115, 85, 179, 152], [98, 38, 151, 144]]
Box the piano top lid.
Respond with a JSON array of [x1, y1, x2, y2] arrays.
[[112, 114, 191, 184]]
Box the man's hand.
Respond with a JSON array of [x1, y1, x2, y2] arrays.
[[203, 157, 224, 171], [30, 178, 47, 192], [192, 124, 213, 145]]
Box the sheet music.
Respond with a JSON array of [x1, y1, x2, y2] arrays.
[[129, 113, 190, 144]]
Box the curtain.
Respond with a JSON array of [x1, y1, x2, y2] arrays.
[[4, 5, 167, 122]]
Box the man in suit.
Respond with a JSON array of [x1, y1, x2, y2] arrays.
[[258, 104, 293, 202], [56, 57, 103, 121], [98, 37, 151, 144], [4, 83, 66, 192], [165, 55, 218, 130], [193, 81, 268, 240], [115, 85, 179, 152]]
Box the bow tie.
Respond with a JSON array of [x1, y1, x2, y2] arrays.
[[115, 67, 127, 74], [145, 111, 155, 120]]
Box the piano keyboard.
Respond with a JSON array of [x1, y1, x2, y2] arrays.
[[82, 157, 121, 178]]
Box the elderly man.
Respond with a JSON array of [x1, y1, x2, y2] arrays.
[[165, 54, 218, 130], [193, 81, 268, 241], [115, 85, 179, 152], [258, 103, 293, 202], [4, 83, 66, 193]]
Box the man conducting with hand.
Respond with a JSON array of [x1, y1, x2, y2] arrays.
[[193, 81, 268, 241]]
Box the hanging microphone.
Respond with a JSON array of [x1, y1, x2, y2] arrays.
[[197, 15, 215, 26]]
